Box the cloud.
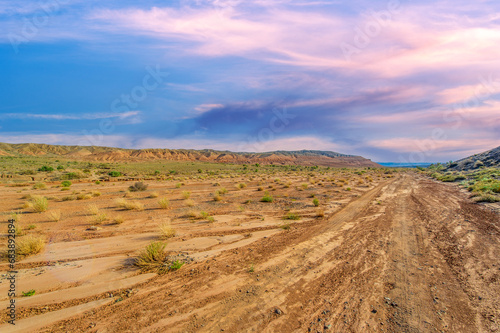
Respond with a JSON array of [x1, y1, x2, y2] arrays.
[[0, 111, 142, 122], [193, 103, 224, 114]]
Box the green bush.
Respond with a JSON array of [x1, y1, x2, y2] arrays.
[[108, 171, 122, 177], [313, 198, 319, 207], [38, 166, 54, 172], [261, 193, 273, 202], [61, 180, 72, 187]]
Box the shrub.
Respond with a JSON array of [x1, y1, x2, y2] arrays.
[[129, 182, 148, 192], [91, 191, 101, 197], [182, 191, 191, 199], [186, 210, 200, 219], [48, 210, 61, 222], [213, 192, 222, 201], [62, 195, 76, 201], [260, 192, 273, 203], [135, 242, 167, 272], [95, 180, 101, 185], [313, 198, 320, 207], [219, 187, 228, 195], [77, 194, 92, 200], [473, 193, 500, 203], [108, 171, 122, 177], [279, 222, 291, 230], [87, 203, 100, 215], [346, 187, 352, 191], [61, 172, 84, 180], [61, 180, 72, 187], [10, 212, 21, 223], [22, 289, 36, 297], [112, 216, 125, 225], [91, 213, 108, 225], [158, 198, 171, 209], [283, 212, 300, 220], [32, 183, 46, 190], [237, 183, 247, 190], [16, 235, 46, 257], [38, 166, 54, 172], [159, 221, 176, 239], [168, 260, 184, 271], [175, 183, 182, 188], [316, 209, 325, 218], [149, 191, 159, 198], [116, 199, 144, 211], [28, 195, 49, 212], [301, 183, 308, 190], [184, 199, 195, 207]]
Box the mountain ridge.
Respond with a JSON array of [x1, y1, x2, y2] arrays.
[[0, 142, 381, 168]]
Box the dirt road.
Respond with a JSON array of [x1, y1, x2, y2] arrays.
[[7, 173, 500, 332]]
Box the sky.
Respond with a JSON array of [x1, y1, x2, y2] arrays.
[[1, 0, 499, 163]]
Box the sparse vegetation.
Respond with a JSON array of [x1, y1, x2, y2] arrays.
[[182, 191, 191, 199], [61, 180, 72, 187], [158, 198, 171, 209], [261, 192, 274, 203], [159, 221, 176, 239], [135, 242, 167, 272], [33, 182, 47, 190], [26, 195, 49, 212], [48, 210, 61, 222], [129, 182, 148, 192], [16, 235, 46, 257], [116, 199, 145, 211], [22, 289, 36, 297], [283, 212, 300, 220], [313, 198, 319, 207]]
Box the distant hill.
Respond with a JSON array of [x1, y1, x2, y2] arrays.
[[447, 145, 500, 171], [0, 142, 381, 168]]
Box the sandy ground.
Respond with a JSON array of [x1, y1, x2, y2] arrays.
[[1, 172, 499, 332]]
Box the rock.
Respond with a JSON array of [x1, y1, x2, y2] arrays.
[[86, 226, 102, 231], [274, 308, 282, 315]]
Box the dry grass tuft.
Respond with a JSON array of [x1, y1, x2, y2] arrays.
[[86, 203, 100, 215], [116, 198, 145, 211], [17, 235, 46, 257], [158, 198, 171, 209], [48, 210, 61, 222], [135, 242, 167, 272], [159, 221, 176, 239]]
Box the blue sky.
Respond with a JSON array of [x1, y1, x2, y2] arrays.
[[1, 0, 500, 162]]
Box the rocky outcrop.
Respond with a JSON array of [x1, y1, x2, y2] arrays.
[[447, 145, 500, 171]]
